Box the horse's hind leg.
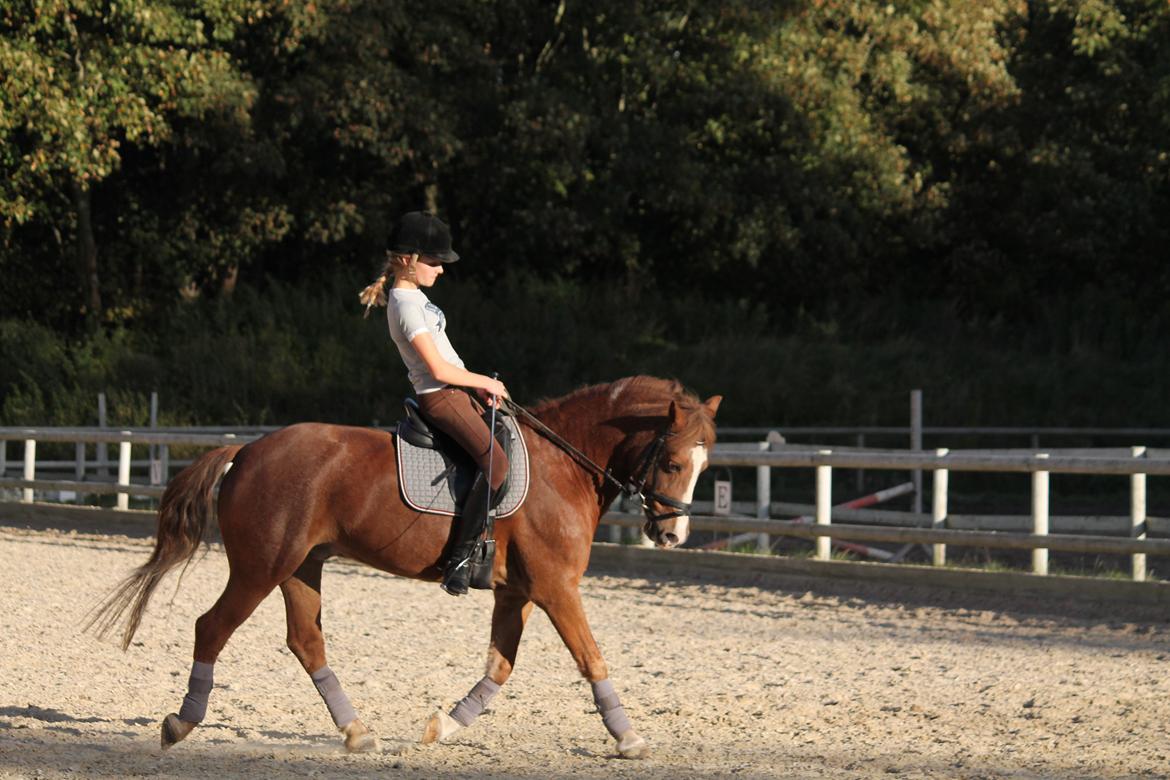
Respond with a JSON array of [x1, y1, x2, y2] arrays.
[[422, 587, 533, 744], [279, 556, 376, 753], [161, 575, 271, 748]]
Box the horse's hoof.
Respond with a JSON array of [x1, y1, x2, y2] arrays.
[[342, 719, 378, 753], [160, 713, 195, 749], [616, 730, 650, 759], [420, 710, 462, 744]]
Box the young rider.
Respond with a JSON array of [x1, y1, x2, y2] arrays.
[[359, 211, 509, 596]]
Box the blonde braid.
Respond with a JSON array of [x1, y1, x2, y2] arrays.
[[358, 253, 422, 317], [358, 257, 394, 317]]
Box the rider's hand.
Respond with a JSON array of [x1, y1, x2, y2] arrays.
[[479, 380, 508, 407]]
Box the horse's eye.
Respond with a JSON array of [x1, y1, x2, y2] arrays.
[[664, 462, 682, 474]]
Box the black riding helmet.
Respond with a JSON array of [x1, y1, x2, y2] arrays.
[[390, 211, 460, 263]]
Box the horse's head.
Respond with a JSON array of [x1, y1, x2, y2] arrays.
[[632, 393, 722, 549]]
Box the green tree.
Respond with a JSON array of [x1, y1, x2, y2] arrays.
[[0, 0, 255, 326], [3, 0, 1170, 343], [937, 0, 1170, 328]]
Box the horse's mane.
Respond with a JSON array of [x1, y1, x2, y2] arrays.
[[531, 376, 717, 443]]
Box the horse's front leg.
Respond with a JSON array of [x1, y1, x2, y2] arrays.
[[422, 587, 533, 744], [539, 586, 650, 759]]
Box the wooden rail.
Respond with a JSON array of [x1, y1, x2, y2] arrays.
[[0, 428, 251, 509], [709, 448, 1170, 476], [599, 513, 1170, 556], [2, 427, 1166, 583]]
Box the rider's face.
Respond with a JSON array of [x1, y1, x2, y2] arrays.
[[413, 256, 444, 286]]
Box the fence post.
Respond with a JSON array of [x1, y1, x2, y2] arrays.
[[74, 442, 86, 481], [160, 444, 170, 487], [1132, 445, 1147, 583], [815, 449, 832, 561], [1032, 453, 1050, 575], [910, 390, 923, 516], [856, 433, 865, 493], [22, 438, 36, 503], [932, 448, 949, 567], [149, 391, 160, 484], [117, 435, 132, 511], [756, 438, 772, 552], [97, 393, 109, 478], [0, 439, 6, 477]]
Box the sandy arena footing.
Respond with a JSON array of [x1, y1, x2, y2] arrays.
[[1, 524, 1168, 779]]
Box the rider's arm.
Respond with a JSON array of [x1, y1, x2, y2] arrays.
[[410, 332, 508, 398]]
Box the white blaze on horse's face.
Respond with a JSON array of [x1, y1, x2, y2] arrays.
[[674, 443, 708, 546], [647, 443, 708, 549]]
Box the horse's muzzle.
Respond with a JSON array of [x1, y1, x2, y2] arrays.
[[644, 518, 689, 549]]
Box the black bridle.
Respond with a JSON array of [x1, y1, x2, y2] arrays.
[[623, 431, 692, 524], [503, 399, 693, 528]]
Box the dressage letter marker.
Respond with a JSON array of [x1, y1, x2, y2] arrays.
[[714, 478, 732, 516]]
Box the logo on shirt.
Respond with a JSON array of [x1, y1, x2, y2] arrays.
[[425, 302, 446, 333]]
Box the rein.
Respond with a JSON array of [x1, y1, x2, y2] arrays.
[[502, 398, 690, 524], [502, 399, 625, 492]]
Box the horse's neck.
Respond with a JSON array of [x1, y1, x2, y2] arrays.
[[536, 393, 654, 489]]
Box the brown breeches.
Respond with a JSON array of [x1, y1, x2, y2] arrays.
[[417, 387, 509, 491]]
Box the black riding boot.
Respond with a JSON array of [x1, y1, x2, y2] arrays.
[[441, 473, 494, 596]]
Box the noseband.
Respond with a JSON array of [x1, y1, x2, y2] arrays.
[[624, 432, 692, 526]]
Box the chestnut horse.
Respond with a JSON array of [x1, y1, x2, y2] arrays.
[[91, 376, 721, 758]]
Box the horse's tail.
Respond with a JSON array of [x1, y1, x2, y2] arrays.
[[87, 444, 243, 650]]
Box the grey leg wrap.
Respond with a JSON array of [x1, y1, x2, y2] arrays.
[[591, 678, 633, 739], [177, 661, 215, 723], [311, 665, 357, 728], [449, 676, 501, 727]]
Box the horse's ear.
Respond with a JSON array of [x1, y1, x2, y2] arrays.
[[667, 401, 683, 430], [703, 395, 723, 417]]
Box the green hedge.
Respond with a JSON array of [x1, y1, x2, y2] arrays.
[[3, 274, 1168, 431]]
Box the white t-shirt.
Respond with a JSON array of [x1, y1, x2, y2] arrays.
[[386, 288, 466, 394]]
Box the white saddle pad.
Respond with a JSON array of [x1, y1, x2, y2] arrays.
[[394, 414, 530, 517]]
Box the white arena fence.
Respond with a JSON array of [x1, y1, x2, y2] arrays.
[[2, 427, 1169, 584]]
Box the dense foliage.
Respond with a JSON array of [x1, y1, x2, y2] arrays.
[[3, 273, 1168, 430], [2, 1, 1169, 426]]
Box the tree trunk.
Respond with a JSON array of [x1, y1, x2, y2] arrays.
[[221, 264, 239, 296], [72, 179, 101, 326]]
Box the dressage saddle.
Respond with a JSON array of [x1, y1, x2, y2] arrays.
[[396, 397, 512, 511]]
